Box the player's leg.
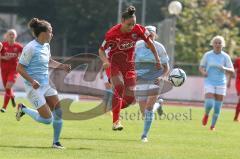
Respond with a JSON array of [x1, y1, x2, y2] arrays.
[[210, 86, 225, 130], [16, 85, 53, 124], [141, 95, 157, 142], [121, 69, 136, 109], [202, 85, 215, 126], [234, 87, 240, 121], [8, 71, 18, 107], [234, 97, 240, 121], [45, 86, 64, 149], [111, 72, 124, 130], [1, 71, 9, 112]]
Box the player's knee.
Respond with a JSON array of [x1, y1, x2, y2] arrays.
[[125, 96, 135, 105], [53, 107, 62, 120]]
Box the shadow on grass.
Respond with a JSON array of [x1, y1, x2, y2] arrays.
[[0, 145, 92, 150], [62, 137, 138, 142]]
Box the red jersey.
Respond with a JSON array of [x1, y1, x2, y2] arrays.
[[0, 41, 23, 70], [100, 24, 150, 67]]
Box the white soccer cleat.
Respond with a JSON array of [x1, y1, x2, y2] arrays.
[[141, 136, 148, 143], [16, 103, 26, 121], [0, 108, 6, 113], [52, 142, 65, 149], [112, 121, 123, 131]]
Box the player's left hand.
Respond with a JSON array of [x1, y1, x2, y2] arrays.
[[154, 76, 167, 85], [61, 64, 71, 73]]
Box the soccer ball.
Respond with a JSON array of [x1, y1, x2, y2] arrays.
[[168, 68, 186, 87]]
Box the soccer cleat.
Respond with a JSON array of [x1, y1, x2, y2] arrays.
[[141, 135, 148, 143], [210, 126, 215, 131], [52, 142, 65, 149], [112, 121, 123, 131], [16, 103, 26, 121], [202, 114, 209, 126], [11, 97, 16, 108], [0, 108, 6, 113]]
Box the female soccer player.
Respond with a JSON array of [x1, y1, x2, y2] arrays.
[[199, 35, 234, 130], [0, 29, 23, 112], [16, 18, 71, 149], [135, 26, 169, 142], [233, 57, 240, 121], [99, 6, 161, 130]]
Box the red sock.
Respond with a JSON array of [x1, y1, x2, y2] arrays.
[[112, 85, 124, 123], [234, 103, 240, 120], [2, 89, 12, 109]]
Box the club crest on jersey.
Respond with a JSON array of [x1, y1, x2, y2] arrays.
[[119, 39, 135, 50], [131, 33, 138, 40]]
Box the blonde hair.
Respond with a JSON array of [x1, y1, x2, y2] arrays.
[[210, 35, 226, 47], [4, 29, 17, 40]]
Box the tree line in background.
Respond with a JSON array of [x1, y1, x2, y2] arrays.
[[17, 0, 240, 63]]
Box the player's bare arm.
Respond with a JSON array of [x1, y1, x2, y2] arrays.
[[99, 48, 110, 69], [49, 58, 71, 73]]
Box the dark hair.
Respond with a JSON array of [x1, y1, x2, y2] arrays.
[[28, 18, 51, 37], [121, 6, 136, 20]]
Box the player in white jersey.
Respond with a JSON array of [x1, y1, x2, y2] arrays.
[[135, 26, 169, 142], [199, 35, 234, 131], [16, 18, 71, 149]]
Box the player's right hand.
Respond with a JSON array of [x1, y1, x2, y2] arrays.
[[31, 80, 40, 89]]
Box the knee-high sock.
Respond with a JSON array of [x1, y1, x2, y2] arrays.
[[104, 89, 113, 111], [112, 84, 124, 123], [234, 103, 240, 120], [204, 98, 215, 115], [22, 106, 52, 124], [211, 100, 223, 127], [2, 89, 12, 109], [142, 109, 154, 138], [52, 107, 63, 143]]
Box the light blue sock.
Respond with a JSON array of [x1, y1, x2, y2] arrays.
[[52, 108, 63, 143], [211, 100, 223, 127], [204, 98, 215, 115], [142, 109, 154, 138], [105, 89, 113, 110], [22, 107, 52, 124]]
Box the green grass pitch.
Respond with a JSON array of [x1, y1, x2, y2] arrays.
[[0, 97, 240, 159]]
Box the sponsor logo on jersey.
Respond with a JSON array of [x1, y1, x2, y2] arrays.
[[119, 39, 135, 50]]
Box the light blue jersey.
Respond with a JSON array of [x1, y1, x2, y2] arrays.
[[135, 40, 169, 79], [200, 50, 233, 86], [19, 39, 51, 85]]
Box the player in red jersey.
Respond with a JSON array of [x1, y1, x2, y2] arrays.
[[99, 6, 161, 130], [233, 57, 240, 121], [0, 29, 23, 112]]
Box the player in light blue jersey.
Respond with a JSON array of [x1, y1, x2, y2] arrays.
[[135, 26, 169, 142], [199, 35, 234, 131], [16, 18, 71, 149]]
